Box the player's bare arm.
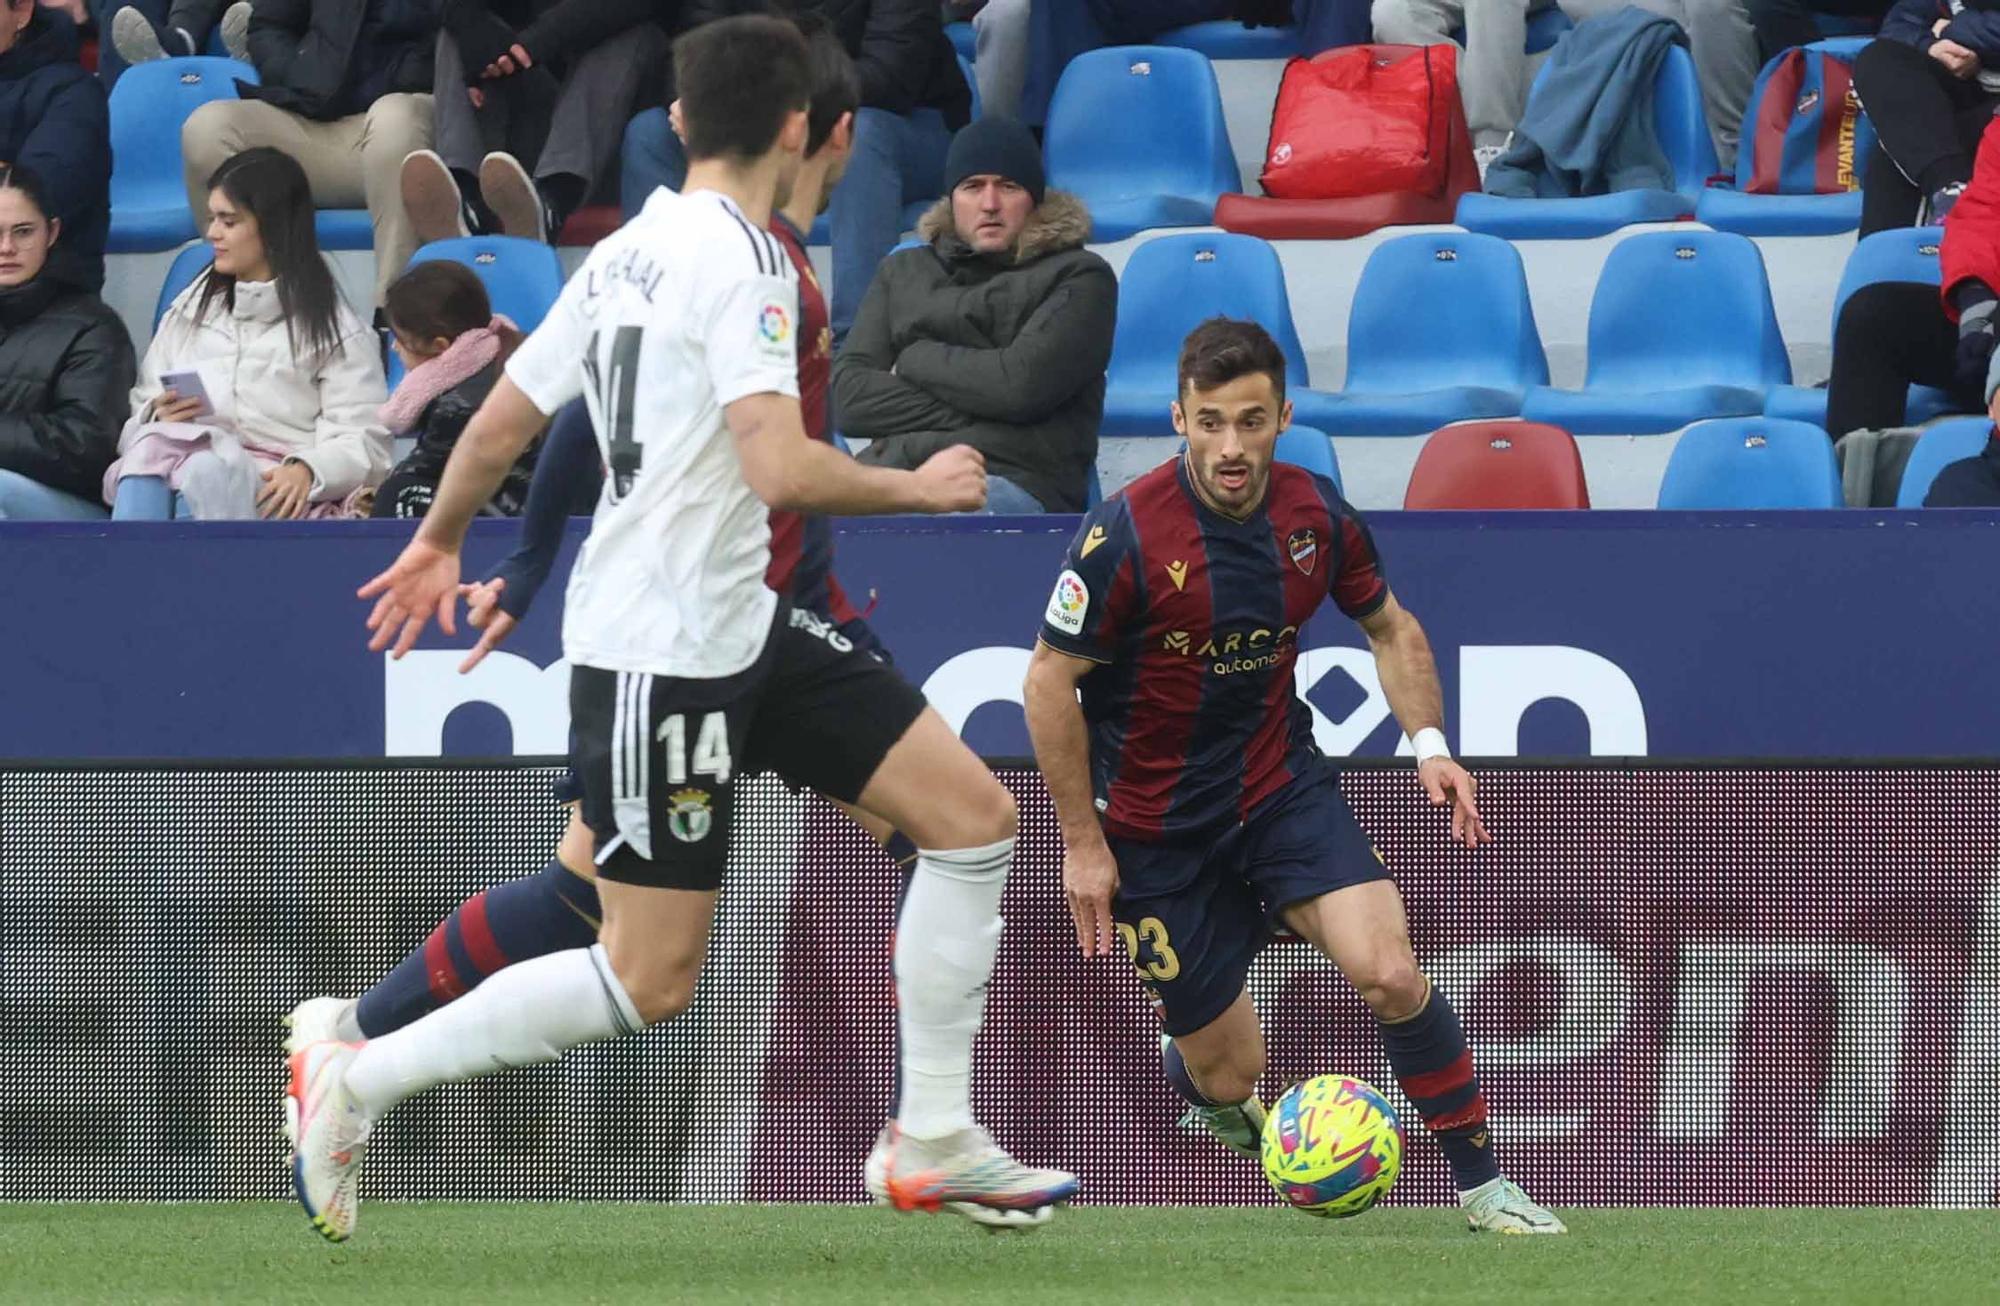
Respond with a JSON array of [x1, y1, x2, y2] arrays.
[[726, 392, 987, 515], [356, 378, 552, 658], [1355, 592, 1491, 848], [1023, 638, 1119, 958]]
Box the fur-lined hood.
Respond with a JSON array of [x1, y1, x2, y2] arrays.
[[915, 189, 1093, 264]]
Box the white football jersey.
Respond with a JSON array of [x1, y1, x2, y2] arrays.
[[507, 188, 799, 680]]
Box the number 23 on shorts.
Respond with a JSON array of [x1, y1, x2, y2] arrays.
[[1117, 916, 1181, 981]]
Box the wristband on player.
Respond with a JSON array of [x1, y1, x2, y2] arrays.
[[1412, 728, 1450, 764]]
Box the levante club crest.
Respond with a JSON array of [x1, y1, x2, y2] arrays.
[[1287, 529, 1318, 576]]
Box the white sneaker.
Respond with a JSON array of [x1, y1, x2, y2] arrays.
[[401, 149, 471, 245], [479, 152, 555, 244], [283, 996, 355, 1056], [110, 7, 170, 63], [220, 1, 252, 60], [285, 1041, 372, 1243], [1461, 1177, 1567, 1234], [1178, 1097, 1266, 1160], [884, 1125, 1078, 1231]]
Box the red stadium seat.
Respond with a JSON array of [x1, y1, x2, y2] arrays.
[[558, 205, 622, 246], [1403, 421, 1590, 509], [1213, 48, 1480, 242]]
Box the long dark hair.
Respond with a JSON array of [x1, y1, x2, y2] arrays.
[[195, 147, 346, 362], [383, 260, 522, 361]]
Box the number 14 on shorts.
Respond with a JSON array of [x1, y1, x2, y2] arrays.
[[657, 712, 733, 785]]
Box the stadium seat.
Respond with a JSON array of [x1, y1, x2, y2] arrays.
[[1100, 232, 1338, 435], [152, 242, 214, 329], [313, 209, 375, 250], [386, 236, 566, 386], [1313, 233, 1547, 435], [559, 205, 622, 246], [1896, 417, 1992, 506], [1214, 46, 1480, 241], [108, 57, 257, 253], [1154, 20, 1304, 59], [1403, 420, 1589, 508], [1655, 417, 1842, 508], [1274, 425, 1343, 492], [946, 19, 974, 61], [1085, 463, 1104, 508], [1522, 231, 1790, 434], [1044, 47, 1239, 242], [1764, 225, 1960, 429], [1695, 39, 1874, 236], [1454, 45, 1718, 239]]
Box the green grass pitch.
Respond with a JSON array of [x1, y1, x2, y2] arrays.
[[2, 1204, 1995, 1304]]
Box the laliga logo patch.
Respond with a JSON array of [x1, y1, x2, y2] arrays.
[[1288, 529, 1318, 577], [1271, 142, 1294, 167], [758, 302, 791, 345], [1046, 569, 1089, 636], [668, 788, 713, 843]]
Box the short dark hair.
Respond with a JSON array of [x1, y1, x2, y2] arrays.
[[794, 13, 860, 157], [385, 260, 491, 343], [1177, 317, 1287, 401], [673, 15, 813, 164]]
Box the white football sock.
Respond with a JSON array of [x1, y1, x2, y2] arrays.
[[894, 837, 1012, 1141], [345, 943, 641, 1117]]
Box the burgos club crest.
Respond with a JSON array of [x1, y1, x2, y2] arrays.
[[669, 788, 713, 843], [1287, 529, 1318, 576], [758, 302, 791, 346]]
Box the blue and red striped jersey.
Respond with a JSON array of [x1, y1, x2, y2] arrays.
[[1038, 456, 1388, 842], [769, 214, 859, 624]]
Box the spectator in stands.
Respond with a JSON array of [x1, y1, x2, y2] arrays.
[[832, 116, 1114, 512], [947, 0, 1027, 119], [1371, 0, 1565, 173], [1748, 0, 1887, 63], [180, 0, 437, 307], [1922, 390, 2000, 502], [398, 0, 671, 245], [1852, 0, 2000, 232], [1826, 115, 2000, 438], [0, 0, 108, 293], [106, 0, 249, 64], [371, 259, 534, 517], [0, 165, 137, 520], [1560, 0, 1760, 170], [110, 148, 389, 519], [621, 0, 972, 341]]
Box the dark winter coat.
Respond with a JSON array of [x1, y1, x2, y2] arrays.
[[833, 190, 1115, 512], [243, 0, 439, 120], [371, 362, 538, 516], [0, 276, 137, 501], [684, 0, 970, 125], [1923, 426, 2000, 504], [1880, 0, 2000, 61], [0, 15, 110, 294]]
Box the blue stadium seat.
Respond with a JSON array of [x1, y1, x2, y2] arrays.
[[1764, 226, 1959, 429], [1154, 20, 1304, 59], [1274, 425, 1343, 492], [152, 242, 214, 329], [1085, 462, 1104, 507], [1100, 233, 1338, 436], [314, 209, 375, 250], [1455, 45, 1718, 239], [109, 57, 256, 253], [1523, 231, 1790, 433], [1695, 39, 1874, 236], [1045, 47, 1238, 242], [1656, 417, 1843, 508], [386, 236, 566, 386], [1314, 232, 1547, 436], [946, 19, 975, 61], [1896, 417, 1992, 506]]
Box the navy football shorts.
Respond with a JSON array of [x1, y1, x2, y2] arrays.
[[1106, 763, 1388, 1038]]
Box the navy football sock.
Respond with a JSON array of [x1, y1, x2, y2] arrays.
[[354, 859, 603, 1039], [1379, 984, 1501, 1191], [1162, 1038, 1229, 1108]]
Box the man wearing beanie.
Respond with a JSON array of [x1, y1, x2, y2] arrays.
[[833, 115, 1116, 513]]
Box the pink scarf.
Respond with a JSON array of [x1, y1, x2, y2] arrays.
[[379, 316, 517, 434]]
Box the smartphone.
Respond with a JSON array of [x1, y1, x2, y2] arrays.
[[157, 370, 214, 418]]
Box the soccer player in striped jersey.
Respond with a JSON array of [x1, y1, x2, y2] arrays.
[[1022, 318, 1565, 1235]]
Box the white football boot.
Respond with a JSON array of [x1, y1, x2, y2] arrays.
[[282, 996, 356, 1056], [1178, 1097, 1266, 1160], [1461, 1177, 1568, 1234], [285, 1041, 372, 1242], [880, 1124, 1077, 1232]]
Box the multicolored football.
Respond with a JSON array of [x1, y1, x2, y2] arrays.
[[1260, 1075, 1402, 1218]]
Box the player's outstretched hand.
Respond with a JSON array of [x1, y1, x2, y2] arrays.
[[1419, 757, 1492, 848], [458, 578, 518, 674], [912, 444, 987, 513], [357, 539, 461, 659], [1063, 837, 1121, 958]]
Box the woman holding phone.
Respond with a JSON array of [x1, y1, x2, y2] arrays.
[[110, 147, 389, 520], [0, 164, 137, 520]]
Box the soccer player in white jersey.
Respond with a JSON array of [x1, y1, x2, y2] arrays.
[[287, 14, 1078, 1242]]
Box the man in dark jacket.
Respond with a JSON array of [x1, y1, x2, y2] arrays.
[[400, 0, 672, 244], [1854, 0, 2000, 231], [0, 4, 109, 293], [832, 116, 1115, 512], [621, 0, 971, 339], [181, 0, 438, 304]]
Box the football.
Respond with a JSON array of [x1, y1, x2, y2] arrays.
[[1260, 1075, 1403, 1218]]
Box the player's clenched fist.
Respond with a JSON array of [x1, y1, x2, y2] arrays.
[[913, 443, 987, 513], [1062, 836, 1121, 958]]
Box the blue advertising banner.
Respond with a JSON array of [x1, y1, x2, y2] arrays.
[[2, 511, 1995, 760]]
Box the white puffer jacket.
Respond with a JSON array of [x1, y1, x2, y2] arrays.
[[125, 274, 390, 500]]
